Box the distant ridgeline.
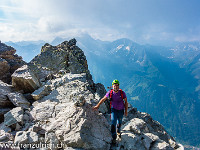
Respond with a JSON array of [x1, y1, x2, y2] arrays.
[[0, 39, 184, 149]]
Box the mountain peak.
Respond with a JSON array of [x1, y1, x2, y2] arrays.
[[29, 38, 92, 83]]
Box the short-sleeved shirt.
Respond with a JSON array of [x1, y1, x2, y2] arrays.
[[105, 90, 127, 110]]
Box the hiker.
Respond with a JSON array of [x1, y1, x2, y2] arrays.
[[93, 79, 128, 143]]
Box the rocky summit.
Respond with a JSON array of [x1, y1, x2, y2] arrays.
[[0, 39, 183, 150]]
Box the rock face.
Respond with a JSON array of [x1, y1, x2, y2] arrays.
[[0, 39, 183, 150], [119, 110, 182, 150], [0, 42, 25, 84], [28, 39, 93, 85]]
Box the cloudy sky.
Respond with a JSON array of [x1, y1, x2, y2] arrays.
[[0, 0, 200, 45]]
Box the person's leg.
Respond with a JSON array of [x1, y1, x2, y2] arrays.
[[117, 109, 124, 135], [111, 108, 117, 141]]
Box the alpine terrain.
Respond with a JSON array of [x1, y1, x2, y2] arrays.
[[0, 39, 184, 149]]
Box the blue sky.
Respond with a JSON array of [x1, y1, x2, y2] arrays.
[[0, 0, 200, 45]]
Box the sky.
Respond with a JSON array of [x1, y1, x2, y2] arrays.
[[0, 0, 200, 45]]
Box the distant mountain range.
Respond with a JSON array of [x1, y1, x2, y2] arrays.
[[5, 34, 200, 147], [5, 41, 46, 62]]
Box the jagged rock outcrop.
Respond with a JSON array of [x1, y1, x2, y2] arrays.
[[28, 39, 94, 88], [0, 39, 183, 150], [0, 42, 25, 84]]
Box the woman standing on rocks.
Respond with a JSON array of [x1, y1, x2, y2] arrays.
[[93, 79, 128, 144]]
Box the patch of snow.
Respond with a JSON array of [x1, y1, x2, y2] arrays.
[[126, 46, 130, 51], [116, 44, 124, 51]]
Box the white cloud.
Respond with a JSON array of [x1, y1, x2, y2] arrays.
[[0, 0, 119, 42], [0, 0, 200, 44]]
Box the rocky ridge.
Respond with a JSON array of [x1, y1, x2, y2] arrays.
[[0, 39, 183, 149]]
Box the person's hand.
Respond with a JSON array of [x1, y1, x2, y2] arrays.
[[93, 105, 99, 111], [124, 111, 128, 117]]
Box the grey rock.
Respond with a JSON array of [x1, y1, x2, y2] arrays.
[[119, 113, 182, 150], [14, 131, 39, 146], [45, 132, 59, 150], [123, 118, 149, 135], [67, 38, 77, 47], [45, 103, 112, 150], [12, 65, 41, 93], [4, 107, 24, 127], [150, 140, 173, 150], [7, 92, 30, 108], [31, 85, 52, 100], [0, 122, 12, 133], [73, 95, 86, 107], [35, 75, 94, 105], [94, 83, 108, 114], [15, 123, 22, 131], [0, 80, 14, 107], [31, 124, 46, 135], [30, 100, 58, 121], [28, 41, 94, 88], [0, 129, 13, 142]]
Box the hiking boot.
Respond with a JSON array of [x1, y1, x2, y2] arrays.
[[112, 138, 116, 144], [117, 132, 121, 138]]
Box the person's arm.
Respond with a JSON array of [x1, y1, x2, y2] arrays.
[[93, 95, 107, 110], [124, 97, 128, 116]]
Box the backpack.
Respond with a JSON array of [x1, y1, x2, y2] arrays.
[[108, 89, 124, 113]]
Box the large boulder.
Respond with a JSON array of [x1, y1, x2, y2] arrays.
[[12, 65, 41, 93], [31, 85, 52, 100], [44, 103, 112, 150], [4, 107, 24, 128], [7, 92, 30, 109]]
